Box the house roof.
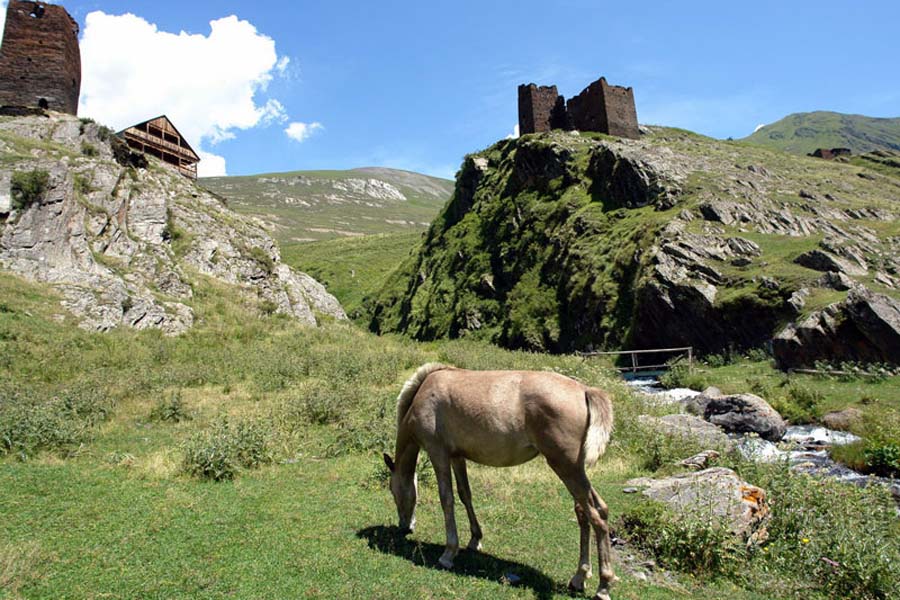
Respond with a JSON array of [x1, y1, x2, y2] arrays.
[[118, 115, 201, 163]]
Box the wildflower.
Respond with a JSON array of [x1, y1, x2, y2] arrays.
[[802, 538, 810, 544]]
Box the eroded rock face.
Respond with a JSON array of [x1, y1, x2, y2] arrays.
[[626, 468, 769, 540], [773, 287, 900, 369], [0, 113, 347, 333]]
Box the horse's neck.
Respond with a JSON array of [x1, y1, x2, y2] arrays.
[[395, 432, 420, 478]]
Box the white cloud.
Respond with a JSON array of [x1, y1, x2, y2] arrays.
[[197, 151, 228, 177], [78, 11, 296, 177], [285, 121, 323, 143], [0, 1, 6, 44], [754, 123, 767, 133], [506, 124, 520, 140]]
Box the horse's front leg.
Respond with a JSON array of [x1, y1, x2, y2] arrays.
[[451, 457, 483, 551], [430, 452, 459, 569]]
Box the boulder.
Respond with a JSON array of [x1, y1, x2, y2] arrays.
[[693, 393, 786, 441], [679, 450, 720, 470], [822, 407, 863, 431], [774, 287, 900, 369], [625, 468, 769, 540], [637, 414, 731, 448], [795, 249, 867, 276]]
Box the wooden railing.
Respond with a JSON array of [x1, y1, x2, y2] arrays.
[[578, 346, 693, 373]]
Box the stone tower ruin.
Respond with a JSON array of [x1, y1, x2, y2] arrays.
[[518, 76, 638, 139], [0, 1, 81, 115]]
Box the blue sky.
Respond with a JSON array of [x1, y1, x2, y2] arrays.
[[3, 1, 899, 178]]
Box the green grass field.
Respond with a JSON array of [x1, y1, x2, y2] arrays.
[[281, 232, 423, 319], [1, 271, 898, 600]]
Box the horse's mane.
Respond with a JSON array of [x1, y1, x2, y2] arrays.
[[396, 363, 452, 427]]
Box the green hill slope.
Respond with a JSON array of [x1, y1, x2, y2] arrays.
[[200, 167, 454, 243], [369, 129, 900, 357], [744, 111, 900, 155]]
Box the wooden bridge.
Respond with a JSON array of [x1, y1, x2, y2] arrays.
[[577, 346, 694, 373]]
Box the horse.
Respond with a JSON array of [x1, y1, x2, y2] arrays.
[[383, 363, 617, 600]]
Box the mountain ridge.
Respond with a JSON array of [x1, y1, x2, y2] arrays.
[[743, 110, 900, 155]]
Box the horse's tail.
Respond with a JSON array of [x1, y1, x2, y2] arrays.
[[583, 387, 614, 468], [396, 363, 452, 427]]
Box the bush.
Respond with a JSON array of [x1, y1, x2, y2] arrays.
[[248, 246, 275, 275], [619, 501, 741, 578], [659, 362, 710, 391], [772, 383, 822, 423], [10, 170, 50, 210], [80, 142, 99, 157], [864, 443, 900, 478], [0, 388, 111, 459], [149, 391, 190, 423], [743, 463, 900, 599], [182, 418, 272, 481]]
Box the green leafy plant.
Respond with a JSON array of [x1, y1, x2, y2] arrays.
[[80, 142, 99, 157], [149, 391, 191, 423], [182, 418, 272, 481], [10, 169, 50, 211]]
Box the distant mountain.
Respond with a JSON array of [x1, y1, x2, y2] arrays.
[[200, 168, 454, 243], [743, 111, 900, 155]]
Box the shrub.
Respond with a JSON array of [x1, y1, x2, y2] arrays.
[[80, 142, 99, 157], [864, 443, 900, 478], [659, 362, 710, 391], [772, 383, 822, 423], [182, 418, 272, 481], [619, 501, 741, 578], [10, 170, 50, 210], [248, 246, 275, 275], [0, 388, 111, 459], [149, 391, 190, 423], [744, 463, 900, 599]]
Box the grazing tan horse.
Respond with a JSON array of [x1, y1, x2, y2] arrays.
[[383, 363, 617, 600]]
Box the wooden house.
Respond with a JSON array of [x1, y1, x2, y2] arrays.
[[118, 116, 200, 180]]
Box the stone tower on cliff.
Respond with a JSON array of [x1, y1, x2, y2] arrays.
[[0, 1, 81, 115], [518, 76, 639, 139]]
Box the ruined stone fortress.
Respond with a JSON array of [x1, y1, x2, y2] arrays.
[[0, 1, 81, 115], [518, 76, 639, 139]]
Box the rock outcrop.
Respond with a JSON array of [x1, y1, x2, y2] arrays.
[[626, 468, 769, 540], [370, 126, 900, 359], [773, 287, 900, 369], [0, 113, 346, 333]]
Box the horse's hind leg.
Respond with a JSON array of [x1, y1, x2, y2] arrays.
[[429, 451, 460, 569], [550, 463, 617, 600], [451, 457, 483, 551], [568, 501, 592, 593]]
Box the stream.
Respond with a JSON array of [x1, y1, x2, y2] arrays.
[[627, 377, 900, 504]]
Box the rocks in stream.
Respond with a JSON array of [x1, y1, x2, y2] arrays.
[[685, 392, 787, 442]]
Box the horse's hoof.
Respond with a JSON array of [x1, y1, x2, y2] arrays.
[[466, 539, 483, 552], [567, 578, 585, 594], [592, 594, 611, 600], [438, 551, 456, 570]]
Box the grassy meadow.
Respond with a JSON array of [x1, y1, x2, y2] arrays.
[[2, 264, 899, 599]]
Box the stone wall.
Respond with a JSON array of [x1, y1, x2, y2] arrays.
[[518, 76, 639, 140], [517, 84, 571, 134], [0, 1, 81, 115]]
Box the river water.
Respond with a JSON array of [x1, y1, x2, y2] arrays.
[[627, 377, 900, 504]]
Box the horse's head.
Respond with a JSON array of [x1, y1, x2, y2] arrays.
[[384, 453, 417, 534]]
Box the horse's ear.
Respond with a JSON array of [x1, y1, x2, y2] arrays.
[[383, 453, 395, 472]]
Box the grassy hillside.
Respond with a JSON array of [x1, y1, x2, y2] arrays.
[[200, 168, 453, 243], [743, 111, 900, 155], [369, 128, 900, 356], [2, 270, 898, 599], [281, 232, 423, 319]]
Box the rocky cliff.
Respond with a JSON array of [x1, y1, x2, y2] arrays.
[[0, 113, 346, 334], [369, 128, 900, 363]]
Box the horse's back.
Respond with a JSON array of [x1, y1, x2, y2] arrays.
[[406, 369, 589, 467]]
